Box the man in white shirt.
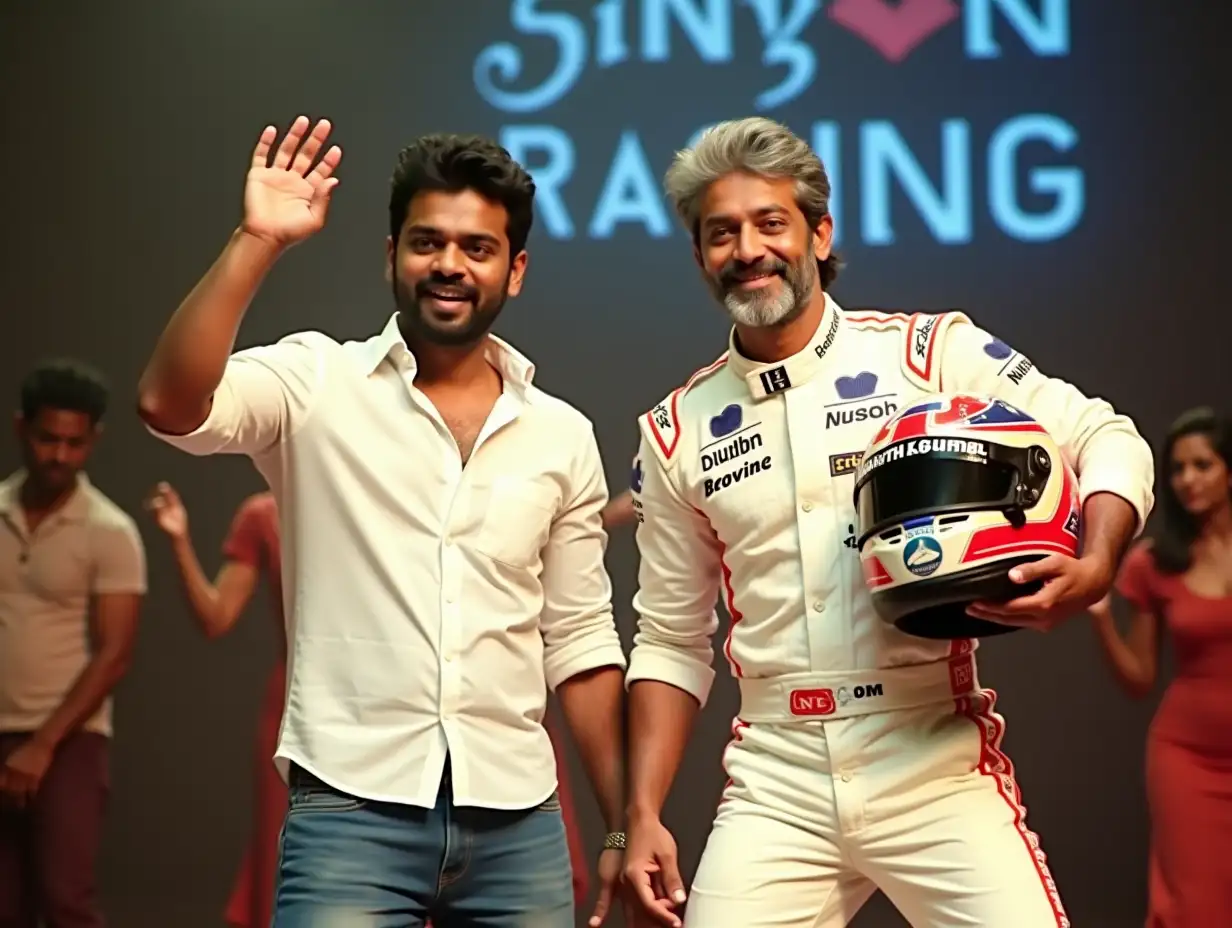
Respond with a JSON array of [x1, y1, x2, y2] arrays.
[[137, 117, 629, 928], [618, 118, 1153, 928], [1, 360, 146, 928]]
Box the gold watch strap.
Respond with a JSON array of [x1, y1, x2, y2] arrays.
[[603, 831, 627, 850]]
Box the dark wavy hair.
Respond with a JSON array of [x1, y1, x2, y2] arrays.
[[1150, 406, 1232, 574], [388, 134, 535, 255], [20, 358, 109, 425]]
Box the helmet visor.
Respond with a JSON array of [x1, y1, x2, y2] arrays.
[[854, 443, 1023, 546]]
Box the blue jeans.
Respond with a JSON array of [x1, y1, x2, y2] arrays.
[[273, 763, 574, 927]]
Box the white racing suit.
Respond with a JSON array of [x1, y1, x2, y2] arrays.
[[626, 294, 1154, 927]]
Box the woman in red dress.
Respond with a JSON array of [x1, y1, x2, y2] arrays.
[[1089, 407, 1232, 925], [147, 486, 287, 927], [148, 484, 593, 924]]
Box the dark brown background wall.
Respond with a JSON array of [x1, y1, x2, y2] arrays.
[[1, 1, 1225, 925]]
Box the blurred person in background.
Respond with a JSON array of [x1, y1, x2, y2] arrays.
[[146, 483, 285, 928], [1089, 406, 1232, 926], [0, 360, 146, 928], [601, 489, 636, 530]]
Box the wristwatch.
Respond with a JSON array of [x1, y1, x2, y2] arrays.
[[603, 831, 627, 850]]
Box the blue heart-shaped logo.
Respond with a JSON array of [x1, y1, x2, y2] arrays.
[[709, 404, 742, 438], [835, 371, 878, 399], [984, 339, 1013, 360], [630, 459, 644, 493]]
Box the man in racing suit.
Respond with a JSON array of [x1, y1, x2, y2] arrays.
[[620, 117, 1155, 928]]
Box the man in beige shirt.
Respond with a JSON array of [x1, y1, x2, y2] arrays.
[[0, 360, 146, 928]]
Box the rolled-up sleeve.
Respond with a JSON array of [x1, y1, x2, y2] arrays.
[[941, 319, 1155, 531], [625, 434, 722, 707], [145, 333, 325, 457], [539, 423, 627, 690]]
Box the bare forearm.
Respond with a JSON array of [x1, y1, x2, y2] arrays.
[[1090, 597, 1159, 697], [557, 666, 626, 831], [34, 652, 131, 747], [626, 680, 699, 819], [601, 491, 637, 530], [1080, 492, 1139, 576], [137, 228, 283, 433], [168, 534, 228, 637], [1091, 616, 1153, 696]]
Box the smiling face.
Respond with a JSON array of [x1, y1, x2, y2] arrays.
[[387, 188, 527, 347], [693, 172, 833, 328]]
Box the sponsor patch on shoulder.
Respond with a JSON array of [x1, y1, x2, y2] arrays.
[[645, 395, 681, 460], [907, 313, 941, 380]]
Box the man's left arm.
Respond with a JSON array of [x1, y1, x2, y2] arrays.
[[2, 517, 146, 804], [940, 319, 1154, 625], [540, 424, 628, 835], [547, 713, 591, 908]]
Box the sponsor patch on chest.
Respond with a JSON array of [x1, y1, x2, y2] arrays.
[[829, 451, 863, 477], [701, 448, 773, 499], [825, 399, 899, 429], [696, 404, 775, 499], [701, 431, 764, 472], [825, 372, 899, 430]]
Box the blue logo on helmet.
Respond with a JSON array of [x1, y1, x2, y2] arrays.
[[903, 536, 943, 577]]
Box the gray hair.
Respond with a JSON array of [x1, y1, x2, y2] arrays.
[[663, 117, 840, 286], [663, 117, 832, 236]]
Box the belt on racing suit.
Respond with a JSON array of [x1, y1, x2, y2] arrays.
[[737, 653, 979, 723]]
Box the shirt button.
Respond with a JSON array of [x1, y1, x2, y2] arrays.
[[801, 501, 813, 512], [813, 601, 825, 613], [445, 536, 455, 547], [840, 772, 852, 783]]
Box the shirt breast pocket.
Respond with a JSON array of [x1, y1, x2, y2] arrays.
[[471, 476, 559, 569]]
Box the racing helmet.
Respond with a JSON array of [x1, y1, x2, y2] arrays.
[[852, 393, 1080, 639]]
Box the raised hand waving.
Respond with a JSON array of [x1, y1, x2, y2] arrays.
[[241, 115, 343, 248]]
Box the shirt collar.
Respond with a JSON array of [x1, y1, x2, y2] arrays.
[[361, 313, 538, 396], [0, 470, 92, 520], [725, 292, 843, 399]]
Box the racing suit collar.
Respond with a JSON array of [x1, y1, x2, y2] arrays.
[[726, 292, 842, 399]]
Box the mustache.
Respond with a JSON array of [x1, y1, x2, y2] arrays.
[[414, 277, 479, 302], [719, 258, 789, 288]]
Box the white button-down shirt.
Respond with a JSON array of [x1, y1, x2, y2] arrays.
[[626, 296, 1154, 705], [147, 314, 627, 809]]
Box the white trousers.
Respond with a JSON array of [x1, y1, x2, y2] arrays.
[[684, 690, 1069, 928]]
